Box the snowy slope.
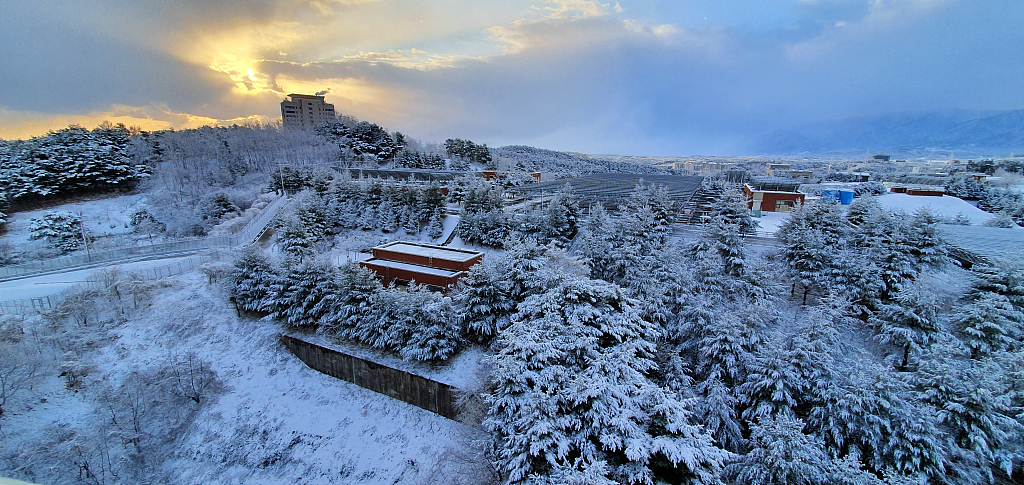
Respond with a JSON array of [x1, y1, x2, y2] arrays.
[[1, 272, 473, 485], [1, 194, 147, 247]]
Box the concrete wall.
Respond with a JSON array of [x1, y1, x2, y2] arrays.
[[280, 335, 459, 420]]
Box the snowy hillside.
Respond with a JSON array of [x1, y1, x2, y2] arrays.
[[0, 271, 473, 485]]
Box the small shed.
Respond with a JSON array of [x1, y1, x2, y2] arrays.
[[743, 183, 806, 212]]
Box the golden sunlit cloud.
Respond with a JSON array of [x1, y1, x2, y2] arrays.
[[0, 105, 273, 140]]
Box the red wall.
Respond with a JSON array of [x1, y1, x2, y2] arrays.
[[760, 192, 805, 212], [371, 248, 483, 272], [359, 261, 465, 289]]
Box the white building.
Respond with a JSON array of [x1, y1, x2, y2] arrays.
[[281, 94, 335, 130]]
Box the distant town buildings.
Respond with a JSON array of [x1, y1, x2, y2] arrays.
[[281, 93, 335, 130]]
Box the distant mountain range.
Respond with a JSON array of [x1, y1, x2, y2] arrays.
[[754, 109, 1024, 156]]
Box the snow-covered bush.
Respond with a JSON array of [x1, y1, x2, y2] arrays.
[[28, 211, 88, 253]]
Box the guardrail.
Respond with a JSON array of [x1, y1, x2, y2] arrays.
[[0, 251, 224, 315], [0, 194, 288, 282]]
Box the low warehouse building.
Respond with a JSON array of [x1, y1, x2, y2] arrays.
[[361, 242, 484, 289]]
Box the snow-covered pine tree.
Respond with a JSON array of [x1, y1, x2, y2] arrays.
[[427, 209, 444, 240], [277, 216, 314, 260], [808, 359, 947, 480], [400, 291, 462, 361], [28, 211, 86, 252], [321, 263, 382, 339], [849, 207, 918, 302], [378, 198, 399, 233], [273, 258, 341, 328], [739, 337, 803, 423], [724, 412, 831, 485], [914, 340, 1023, 483], [953, 292, 1024, 358], [485, 275, 729, 484], [909, 207, 947, 270], [357, 204, 377, 231], [775, 202, 850, 304], [870, 289, 942, 370], [229, 247, 280, 313], [542, 183, 581, 245], [969, 262, 1024, 312], [295, 194, 330, 242], [457, 236, 550, 345]]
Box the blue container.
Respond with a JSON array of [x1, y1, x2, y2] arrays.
[[822, 189, 840, 203], [839, 190, 855, 205]]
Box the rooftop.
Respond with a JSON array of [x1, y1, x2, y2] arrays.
[[938, 224, 1024, 264], [286, 93, 326, 100], [511, 174, 704, 206], [360, 258, 466, 278], [376, 242, 483, 262]]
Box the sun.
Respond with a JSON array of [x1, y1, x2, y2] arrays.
[[246, 68, 258, 82]]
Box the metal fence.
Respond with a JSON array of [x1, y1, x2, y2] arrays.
[[0, 251, 224, 315], [0, 194, 287, 282], [280, 335, 459, 420]]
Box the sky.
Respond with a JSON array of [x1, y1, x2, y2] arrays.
[[1, 0, 1022, 155]]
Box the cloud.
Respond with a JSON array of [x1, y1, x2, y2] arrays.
[[1, 0, 1021, 156]]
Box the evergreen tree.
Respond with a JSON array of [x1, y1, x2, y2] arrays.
[[909, 207, 947, 270], [273, 258, 341, 328], [427, 210, 444, 240], [849, 207, 918, 302], [457, 236, 550, 345], [724, 413, 831, 485], [969, 262, 1024, 311], [229, 248, 280, 313], [776, 203, 851, 305], [321, 263, 382, 339], [870, 290, 942, 370], [28, 211, 87, 252], [542, 183, 581, 245], [808, 360, 948, 480], [915, 341, 1024, 483], [399, 291, 462, 361], [485, 275, 729, 484], [953, 292, 1024, 358], [278, 216, 314, 260]]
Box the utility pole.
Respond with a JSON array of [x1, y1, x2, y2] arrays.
[[78, 211, 92, 262]]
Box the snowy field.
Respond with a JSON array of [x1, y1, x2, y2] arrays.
[[751, 193, 997, 237], [1, 194, 148, 248], [1, 272, 474, 485], [876, 193, 994, 224]]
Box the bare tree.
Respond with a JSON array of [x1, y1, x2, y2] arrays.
[[165, 350, 220, 404], [0, 343, 40, 419]]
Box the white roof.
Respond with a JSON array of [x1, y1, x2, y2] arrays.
[[361, 258, 465, 278], [938, 224, 1024, 263], [377, 242, 482, 262]]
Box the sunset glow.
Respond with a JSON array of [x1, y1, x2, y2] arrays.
[[1, 0, 1021, 154]]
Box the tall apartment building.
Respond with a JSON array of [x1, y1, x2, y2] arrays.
[[281, 93, 335, 129]]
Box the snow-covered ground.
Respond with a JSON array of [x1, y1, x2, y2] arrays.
[[876, 193, 993, 224], [1, 272, 475, 484], [750, 193, 997, 237], [751, 210, 790, 236], [1, 194, 148, 248]]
